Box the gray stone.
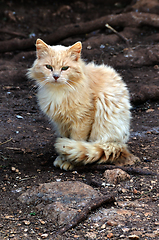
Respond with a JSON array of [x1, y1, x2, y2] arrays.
[[18, 181, 102, 226]]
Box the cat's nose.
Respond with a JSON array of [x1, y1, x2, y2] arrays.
[[53, 72, 60, 81]]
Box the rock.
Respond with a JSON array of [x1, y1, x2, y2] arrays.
[[18, 181, 102, 226], [103, 168, 130, 184]]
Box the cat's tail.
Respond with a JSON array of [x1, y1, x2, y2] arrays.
[[55, 138, 133, 167]]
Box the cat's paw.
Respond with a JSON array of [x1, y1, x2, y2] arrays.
[[55, 138, 72, 155], [53, 156, 74, 171]]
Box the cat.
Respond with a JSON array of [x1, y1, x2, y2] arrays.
[[27, 38, 136, 170]]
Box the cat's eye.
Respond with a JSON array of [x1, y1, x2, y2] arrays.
[[46, 65, 53, 70], [61, 66, 69, 71]]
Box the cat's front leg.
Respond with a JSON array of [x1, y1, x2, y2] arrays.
[[70, 122, 92, 141], [54, 155, 74, 170]]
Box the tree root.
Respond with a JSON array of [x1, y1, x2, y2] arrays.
[[57, 194, 115, 235], [77, 164, 158, 176], [131, 85, 159, 104], [0, 29, 26, 38], [0, 12, 159, 53], [111, 44, 159, 68]]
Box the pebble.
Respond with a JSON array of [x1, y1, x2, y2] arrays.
[[5, 215, 14, 219], [154, 230, 159, 236], [16, 115, 23, 119], [128, 235, 139, 239], [100, 44, 105, 49], [122, 227, 130, 232], [11, 166, 16, 171], [87, 45, 92, 50], [23, 220, 30, 225], [11, 166, 20, 173], [133, 188, 139, 194], [39, 219, 46, 224], [101, 224, 106, 229], [85, 232, 97, 239], [107, 220, 118, 226], [107, 232, 113, 238], [41, 233, 49, 239]]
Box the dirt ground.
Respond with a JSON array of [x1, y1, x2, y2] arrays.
[[0, 1, 159, 239]]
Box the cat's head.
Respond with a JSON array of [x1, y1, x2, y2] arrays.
[[28, 39, 84, 90]]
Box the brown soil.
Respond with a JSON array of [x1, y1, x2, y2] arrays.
[[0, 1, 159, 239]]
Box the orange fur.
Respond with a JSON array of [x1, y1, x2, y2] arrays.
[[28, 39, 132, 170]]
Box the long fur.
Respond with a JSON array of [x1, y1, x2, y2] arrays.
[[28, 39, 132, 170]]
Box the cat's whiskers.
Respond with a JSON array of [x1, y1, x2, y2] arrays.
[[37, 84, 45, 91], [39, 77, 51, 86], [29, 76, 46, 93], [68, 83, 75, 91], [37, 78, 50, 90], [67, 79, 74, 84], [29, 84, 37, 93], [65, 80, 75, 91]]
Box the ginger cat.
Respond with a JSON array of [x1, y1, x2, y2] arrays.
[[28, 38, 135, 170]]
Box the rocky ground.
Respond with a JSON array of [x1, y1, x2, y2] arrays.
[[0, 0, 159, 239]]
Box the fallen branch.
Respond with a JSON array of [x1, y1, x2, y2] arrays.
[[77, 164, 157, 176], [0, 12, 159, 52], [57, 193, 115, 235], [97, 165, 157, 176]]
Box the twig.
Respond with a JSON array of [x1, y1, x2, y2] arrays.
[[105, 23, 130, 47], [6, 147, 25, 153], [17, 176, 37, 181], [57, 194, 115, 235], [0, 138, 13, 146]]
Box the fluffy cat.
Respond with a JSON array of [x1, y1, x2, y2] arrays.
[[28, 38, 135, 170]]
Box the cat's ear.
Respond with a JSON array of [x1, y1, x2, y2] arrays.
[[69, 42, 82, 61], [36, 39, 49, 59]]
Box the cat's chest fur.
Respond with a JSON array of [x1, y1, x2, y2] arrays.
[[38, 87, 71, 120], [37, 84, 92, 124]]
